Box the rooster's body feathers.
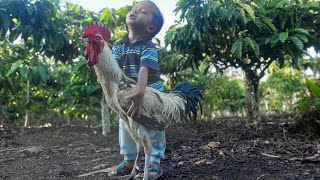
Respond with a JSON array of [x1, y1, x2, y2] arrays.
[[116, 81, 202, 130]]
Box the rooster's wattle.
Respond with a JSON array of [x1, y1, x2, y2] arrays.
[[82, 22, 203, 180]]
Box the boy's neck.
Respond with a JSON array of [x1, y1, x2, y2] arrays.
[[128, 31, 151, 44]]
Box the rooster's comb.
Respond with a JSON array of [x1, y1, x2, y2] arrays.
[[82, 22, 111, 41]]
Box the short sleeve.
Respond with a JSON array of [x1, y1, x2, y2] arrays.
[[140, 43, 158, 72], [112, 42, 122, 68]]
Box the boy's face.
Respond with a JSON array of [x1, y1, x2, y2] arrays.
[[126, 1, 156, 35]]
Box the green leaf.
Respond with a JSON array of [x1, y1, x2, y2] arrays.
[[38, 65, 48, 83], [260, 16, 277, 33], [279, 32, 288, 43], [288, 36, 304, 50], [265, 37, 271, 45], [252, 0, 265, 8], [238, 3, 255, 21], [293, 34, 308, 43], [6, 60, 23, 77], [20, 65, 29, 79], [73, 58, 87, 72], [99, 9, 110, 22], [237, 7, 247, 24], [289, 28, 309, 35], [270, 34, 280, 45], [270, 0, 287, 7], [306, 78, 320, 98], [85, 17, 93, 23], [231, 39, 243, 59], [164, 27, 177, 44], [245, 37, 259, 57], [280, 13, 287, 29], [6, 76, 16, 93], [245, 37, 254, 50], [30, 70, 40, 85]]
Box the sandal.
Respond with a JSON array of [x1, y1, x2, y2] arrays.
[[108, 160, 133, 177], [134, 164, 163, 180]]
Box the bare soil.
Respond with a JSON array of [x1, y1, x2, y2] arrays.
[[1, 117, 319, 180]]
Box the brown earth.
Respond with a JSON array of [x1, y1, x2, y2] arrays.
[[0, 117, 319, 180]]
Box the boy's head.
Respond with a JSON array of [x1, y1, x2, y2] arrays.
[[126, 0, 164, 38]]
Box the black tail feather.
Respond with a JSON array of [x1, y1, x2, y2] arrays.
[[169, 81, 203, 122]]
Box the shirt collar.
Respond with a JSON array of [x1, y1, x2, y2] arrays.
[[120, 33, 151, 45]]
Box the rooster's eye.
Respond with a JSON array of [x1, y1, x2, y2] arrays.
[[95, 36, 102, 40]]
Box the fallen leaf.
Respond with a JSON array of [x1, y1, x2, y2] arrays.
[[203, 141, 220, 149], [207, 141, 220, 149], [303, 171, 310, 176], [195, 159, 206, 165], [95, 148, 111, 153]]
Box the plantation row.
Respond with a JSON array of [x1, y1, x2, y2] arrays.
[[0, 0, 319, 127]]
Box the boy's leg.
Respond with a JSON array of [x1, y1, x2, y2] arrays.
[[119, 118, 137, 161], [120, 117, 165, 163], [149, 129, 166, 164], [108, 118, 137, 177], [148, 83, 166, 163], [135, 129, 165, 179]]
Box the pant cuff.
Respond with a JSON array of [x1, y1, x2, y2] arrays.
[[124, 154, 136, 161], [150, 156, 161, 164]]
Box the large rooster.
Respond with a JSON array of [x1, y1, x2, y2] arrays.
[[82, 22, 203, 180]]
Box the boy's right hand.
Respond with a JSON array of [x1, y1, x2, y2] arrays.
[[126, 92, 146, 118]]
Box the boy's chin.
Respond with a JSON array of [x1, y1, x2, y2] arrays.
[[126, 18, 135, 24], [126, 22, 141, 30]]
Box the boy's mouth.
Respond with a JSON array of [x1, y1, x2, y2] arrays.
[[128, 16, 135, 20]]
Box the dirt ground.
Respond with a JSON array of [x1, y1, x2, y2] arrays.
[[1, 116, 320, 180]]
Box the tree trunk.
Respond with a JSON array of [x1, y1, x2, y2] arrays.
[[244, 71, 261, 128], [0, 106, 2, 127], [24, 80, 30, 127], [101, 94, 111, 136]]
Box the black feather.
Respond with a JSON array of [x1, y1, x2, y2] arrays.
[[169, 81, 203, 122]]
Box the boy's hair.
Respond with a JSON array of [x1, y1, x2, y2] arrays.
[[145, 1, 164, 38]]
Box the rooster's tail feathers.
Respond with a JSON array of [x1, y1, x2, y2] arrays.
[[169, 82, 203, 122]]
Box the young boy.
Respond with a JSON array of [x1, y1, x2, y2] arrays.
[[108, 1, 165, 179]]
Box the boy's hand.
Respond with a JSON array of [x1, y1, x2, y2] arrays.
[[126, 92, 146, 118], [127, 66, 148, 118]]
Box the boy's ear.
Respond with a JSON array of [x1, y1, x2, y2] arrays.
[[146, 25, 156, 34]]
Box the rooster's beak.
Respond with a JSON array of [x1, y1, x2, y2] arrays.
[[83, 38, 90, 42], [83, 37, 95, 42]]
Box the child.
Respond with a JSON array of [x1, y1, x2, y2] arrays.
[[108, 1, 165, 179]]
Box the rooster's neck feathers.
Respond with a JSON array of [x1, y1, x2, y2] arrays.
[[94, 43, 125, 84]]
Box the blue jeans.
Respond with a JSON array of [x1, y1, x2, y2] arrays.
[[119, 118, 166, 164]]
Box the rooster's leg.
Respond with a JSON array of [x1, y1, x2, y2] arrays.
[[130, 144, 141, 176], [112, 96, 127, 116], [122, 148, 140, 180], [106, 85, 127, 116], [142, 153, 151, 180], [100, 84, 127, 117]]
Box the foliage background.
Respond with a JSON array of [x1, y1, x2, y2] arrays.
[[0, 0, 319, 127]]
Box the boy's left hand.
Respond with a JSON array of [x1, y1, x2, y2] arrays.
[[126, 92, 146, 118]]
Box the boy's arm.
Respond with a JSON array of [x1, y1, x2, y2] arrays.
[[125, 66, 149, 117]]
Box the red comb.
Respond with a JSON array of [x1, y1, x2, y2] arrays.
[[82, 22, 111, 41]]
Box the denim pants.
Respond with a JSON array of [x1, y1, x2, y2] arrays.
[[118, 118, 166, 164]]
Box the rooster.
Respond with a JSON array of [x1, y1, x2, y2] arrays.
[[82, 22, 203, 180]]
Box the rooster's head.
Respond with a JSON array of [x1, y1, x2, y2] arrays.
[[82, 22, 111, 66]]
